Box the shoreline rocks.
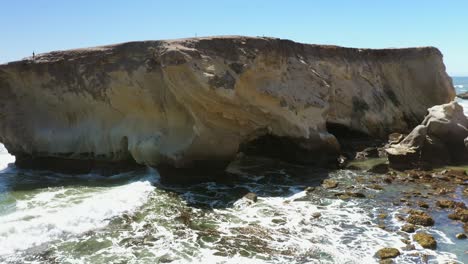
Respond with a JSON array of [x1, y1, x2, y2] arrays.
[[456, 91, 468, 99], [0, 36, 454, 172], [386, 102, 468, 169], [376, 248, 400, 259], [413, 233, 437, 249]]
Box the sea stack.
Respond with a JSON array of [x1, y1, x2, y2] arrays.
[[0, 36, 455, 170]]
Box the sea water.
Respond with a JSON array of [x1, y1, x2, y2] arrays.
[[0, 78, 466, 263], [454, 76, 468, 115]]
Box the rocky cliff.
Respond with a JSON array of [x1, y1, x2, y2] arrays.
[[0, 36, 455, 169]]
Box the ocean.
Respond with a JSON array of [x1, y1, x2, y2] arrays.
[[454, 76, 468, 116], [0, 78, 466, 263]]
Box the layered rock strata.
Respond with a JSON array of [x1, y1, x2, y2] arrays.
[[0, 36, 454, 169]]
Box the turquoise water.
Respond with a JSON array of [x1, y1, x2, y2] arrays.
[[0, 151, 466, 263], [0, 79, 466, 263]]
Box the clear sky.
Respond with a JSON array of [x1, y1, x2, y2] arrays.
[[1, 0, 467, 76]]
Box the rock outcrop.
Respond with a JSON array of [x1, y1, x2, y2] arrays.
[[0, 36, 454, 169], [386, 101, 468, 169], [457, 92, 468, 99]]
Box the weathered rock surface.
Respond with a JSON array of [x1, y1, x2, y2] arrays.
[[413, 232, 437, 249], [375, 248, 400, 259], [386, 101, 468, 169], [0, 36, 454, 169]]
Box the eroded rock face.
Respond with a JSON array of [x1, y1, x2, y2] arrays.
[[386, 101, 468, 169], [0, 36, 454, 168]]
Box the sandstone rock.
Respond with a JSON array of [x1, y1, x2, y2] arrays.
[[0, 37, 454, 170], [376, 248, 400, 259], [388, 133, 405, 144], [413, 233, 437, 249], [386, 102, 468, 169]]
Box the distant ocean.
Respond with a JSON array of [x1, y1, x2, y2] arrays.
[[453, 76, 468, 116]]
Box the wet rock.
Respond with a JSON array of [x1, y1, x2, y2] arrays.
[[457, 91, 468, 99], [304, 186, 315, 193], [376, 248, 400, 259], [388, 133, 405, 145], [378, 213, 388, 219], [413, 233, 437, 249], [406, 210, 434, 226], [417, 201, 429, 209], [322, 179, 338, 189], [455, 233, 467, 239], [335, 192, 366, 199], [435, 199, 466, 209], [355, 147, 379, 160], [379, 259, 394, 264], [401, 224, 415, 233], [383, 176, 394, 184], [312, 212, 322, 219], [369, 184, 384, 190], [368, 163, 389, 174], [271, 218, 286, 225], [448, 208, 468, 222], [403, 244, 416, 251], [243, 192, 258, 202]]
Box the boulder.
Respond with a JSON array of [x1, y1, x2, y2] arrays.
[[0, 36, 454, 171], [406, 210, 434, 226], [386, 102, 468, 169], [456, 91, 468, 99], [375, 248, 400, 259], [401, 224, 415, 233], [413, 233, 437, 249]]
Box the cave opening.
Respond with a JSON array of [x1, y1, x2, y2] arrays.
[[326, 122, 384, 159], [238, 134, 338, 166]]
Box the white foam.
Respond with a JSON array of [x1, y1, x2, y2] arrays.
[[454, 84, 464, 89], [0, 180, 154, 256], [0, 144, 15, 171]]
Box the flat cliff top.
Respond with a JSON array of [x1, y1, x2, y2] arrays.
[[1, 35, 442, 66]]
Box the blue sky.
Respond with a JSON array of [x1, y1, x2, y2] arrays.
[[1, 0, 467, 75]]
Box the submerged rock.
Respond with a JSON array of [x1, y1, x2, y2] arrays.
[[0, 36, 454, 171], [413, 232, 437, 249], [386, 102, 468, 169], [376, 247, 400, 259], [448, 208, 468, 222], [436, 199, 466, 209]]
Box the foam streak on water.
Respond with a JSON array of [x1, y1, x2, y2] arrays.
[[0, 181, 154, 256]]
